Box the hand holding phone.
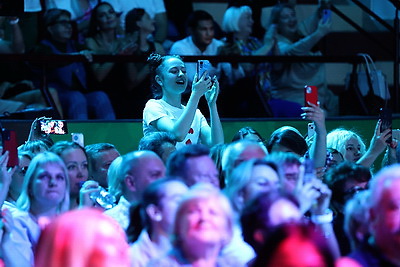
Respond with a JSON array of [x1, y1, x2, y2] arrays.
[[379, 107, 392, 144], [322, 9, 331, 23], [304, 85, 318, 107], [197, 60, 211, 81], [301, 157, 315, 184], [1, 129, 18, 168]]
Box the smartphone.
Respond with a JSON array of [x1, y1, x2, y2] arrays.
[[322, 9, 331, 23], [71, 133, 84, 147], [38, 119, 68, 135], [197, 60, 211, 80], [304, 85, 318, 107], [308, 122, 316, 138], [379, 107, 392, 144], [301, 157, 315, 184], [1, 129, 19, 168]]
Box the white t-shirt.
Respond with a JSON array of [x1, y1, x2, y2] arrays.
[[143, 99, 209, 149]]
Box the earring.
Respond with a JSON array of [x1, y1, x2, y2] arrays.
[[154, 214, 162, 222]]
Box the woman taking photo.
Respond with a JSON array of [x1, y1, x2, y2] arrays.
[[143, 53, 224, 149]]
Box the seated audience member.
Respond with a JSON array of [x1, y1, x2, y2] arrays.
[[142, 53, 224, 149], [218, 5, 277, 117], [166, 144, 219, 187], [231, 126, 265, 143], [3, 151, 33, 208], [252, 222, 336, 267], [169, 10, 244, 85], [85, 142, 120, 188], [1, 152, 70, 267], [105, 150, 165, 230], [223, 158, 281, 265], [324, 161, 371, 255], [105, 155, 123, 201], [85, 2, 136, 118], [127, 178, 188, 266], [210, 143, 228, 189], [138, 131, 177, 164], [149, 183, 242, 266], [221, 139, 267, 182], [240, 190, 302, 255], [50, 141, 96, 210], [345, 164, 400, 266], [35, 208, 130, 267], [267, 126, 308, 157], [43, 0, 98, 43], [327, 120, 391, 170], [18, 140, 50, 155], [103, 0, 168, 44], [32, 8, 116, 120], [343, 190, 371, 253], [267, 3, 337, 117], [124, 8, 165, 117], [381, 141, 400, 167]]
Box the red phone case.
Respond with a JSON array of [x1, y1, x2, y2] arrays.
[[304, 85, 318, 107], [2, 129, 19, 167]]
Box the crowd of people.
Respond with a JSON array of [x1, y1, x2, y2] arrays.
[[0, 0, 342, 119], [0, 92, 398, 266]]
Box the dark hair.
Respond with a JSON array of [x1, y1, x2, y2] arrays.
[[126, 177, 182, 243], [210, 143, 228, 189], [87, 2, 116, 38], [125, 8, 145, 34], [266, 128, 308, 156], [231, 126, 264, 143], [186, 10, 214, 32], [240, 190, 299, 254], [85, 143, 118, 171], [138, 132, 176, 159], [50, 141, 88, 161], [166, 144, 210, 182], [324, 161, 371, 207], [252, 222, 335, 267], [147, 53, 183, 99], [42, 8, 72, 39]]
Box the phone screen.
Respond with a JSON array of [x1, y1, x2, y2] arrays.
[[304, 85, 318, 107], [1, 129, 19, 167], [38, 120, 68, 135], [379, 107, 392, 144], [301, 157, 315, 184]]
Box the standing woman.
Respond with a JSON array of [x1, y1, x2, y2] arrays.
[[1, 152, 70, 267], [85, 2, 136, 118], [143, 53, 224, 149], [125, 8, 165, 117]]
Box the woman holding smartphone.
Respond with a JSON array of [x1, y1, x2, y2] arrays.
[[143, 53, 224, 149]]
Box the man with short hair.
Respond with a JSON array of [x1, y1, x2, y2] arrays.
[[104, 150, 166, 230], [166, 144, 219, 188], [85, 143, 120, 188], [348, 164, 400, 266]]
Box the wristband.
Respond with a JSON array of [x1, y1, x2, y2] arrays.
[[9, 18, 19, 25], [311, 209, 333, 224]]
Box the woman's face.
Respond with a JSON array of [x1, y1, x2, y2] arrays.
[[96, 4, 118, 31], [60, 148, 88, 197], [344, 137, 362, 163], [158, 57, 187, 96], [47, 14, 73, 43], [238, 11, 253, 35], [180, 198, 228, 247], [137, 12, 155, 33], [244, 165, 279, 203], [32, 163, 67, 208], [278, 7, 298, 37]]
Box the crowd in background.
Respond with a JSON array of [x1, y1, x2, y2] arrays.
[[0, 0, 342, 119]]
